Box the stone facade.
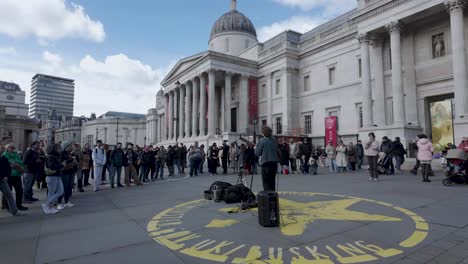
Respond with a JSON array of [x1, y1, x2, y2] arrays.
[[148, 0, 468, 150], [81, 112, 146, 147]]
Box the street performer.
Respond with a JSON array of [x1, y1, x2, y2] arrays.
[[255, 126, 280, 191]]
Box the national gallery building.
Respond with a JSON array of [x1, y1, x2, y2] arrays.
[[146, 0, 468, 151]]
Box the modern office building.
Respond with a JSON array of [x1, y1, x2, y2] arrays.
[[30, 74, 75, 120]]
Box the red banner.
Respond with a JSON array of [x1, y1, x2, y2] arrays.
[[248, 78, 258, 124], [325, 116, 337, 147]]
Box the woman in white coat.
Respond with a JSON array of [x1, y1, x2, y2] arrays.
[[335, 141, 348, 173]]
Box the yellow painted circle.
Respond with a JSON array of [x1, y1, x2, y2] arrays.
[[147, 192, 428, 263]]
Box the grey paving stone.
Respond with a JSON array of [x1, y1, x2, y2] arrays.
[[0, 238, 38, 264], [49, 241, 185, 264], [35, 221, 152, 263]]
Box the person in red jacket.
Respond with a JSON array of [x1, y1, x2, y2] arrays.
[[458, 137, 468, 152]]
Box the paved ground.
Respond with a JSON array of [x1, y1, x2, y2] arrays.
[[1, 168, 468, 264]]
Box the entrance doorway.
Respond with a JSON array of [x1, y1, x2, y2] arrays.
[[428, 95, 454, 153], [231, 108, 237, 132]]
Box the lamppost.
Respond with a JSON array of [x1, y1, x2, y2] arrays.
[[252, 119, 258, 144]]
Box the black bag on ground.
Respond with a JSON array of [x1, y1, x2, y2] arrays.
[[208, 181, 232, 202], [224, 184, 256, 204]]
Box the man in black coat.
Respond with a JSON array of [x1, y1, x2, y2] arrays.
[[221, 142, 230, 174], [391, 137, 407, 173], [22, 141, 41, 202]]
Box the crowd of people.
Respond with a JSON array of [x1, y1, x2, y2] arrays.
[[1, 131, 467, 216]]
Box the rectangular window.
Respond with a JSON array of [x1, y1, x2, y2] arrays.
[[329, 67, 336, 86], [357, 104, 363, 128], [260, 84, 266, 99], [304, 75, 310, 92], [276, 116, 282, 135], [304, 115, 312, 134], [261, 119, 267, 127], [358, 58, 362, 78], [275, 79, 281, 95]]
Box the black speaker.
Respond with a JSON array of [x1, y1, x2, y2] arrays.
[[257, 191, 279, 227]]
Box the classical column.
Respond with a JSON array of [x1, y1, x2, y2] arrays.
[[267, 72, 273, 125], [179, 85, 185, 139], [192, 77, 199, 137], [402, 32, 419, 125], [239, 74, 249, 133], [185, 82, 192, 138], [282, 67, 293, 134], [224, 72, 233, 132], [386, 21, 406, 125], [168, 92, 173, 140], [174, 88, 179, 140], [358, 33, 374, 127], [199, 73, 207, 136], [208, 69, 216, 137], [370, 36, 387, 126], [446, 0, 468, 119]]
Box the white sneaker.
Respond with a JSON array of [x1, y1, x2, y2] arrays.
[[57, 203, 66, 210], [42, 204, 51, 214], [368, 177, 373, 181], [14, 211, 26, 216], [373, 178, 379, 182], [49, 207, 59, 214], [65, 203, 74, 208]]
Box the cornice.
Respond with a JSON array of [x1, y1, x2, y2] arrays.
[[352, 0, 412, 24]]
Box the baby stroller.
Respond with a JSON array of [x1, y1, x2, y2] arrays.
[[377, 152, 393, 175], [443, 149, 468, 186]]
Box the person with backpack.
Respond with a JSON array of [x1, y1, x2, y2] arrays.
[[42, 143, 63, 214], [138, 147, 151, 183], [188, 142, 203, 177], [92, 140, 106, 191], [109, 142, 124, 188], [255, 126, 280, 191], [22, 141, 41, 203], [380, 136, 394, 174], [346, 142, 357, 171], [57, 141, 76, 210]]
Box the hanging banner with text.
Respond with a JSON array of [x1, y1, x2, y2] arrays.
[[325, 116, 338, 147], [248, 78, 258, 124]]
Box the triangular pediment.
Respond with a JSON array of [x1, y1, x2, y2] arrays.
[[162, 52, 208, 85]]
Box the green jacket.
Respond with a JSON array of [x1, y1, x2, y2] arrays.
[[2, 152, 24, 177]]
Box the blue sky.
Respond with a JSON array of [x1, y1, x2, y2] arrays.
[[0, 0, 356, 116]]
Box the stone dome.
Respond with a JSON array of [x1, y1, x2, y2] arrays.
[[210, 10, 257, 40]]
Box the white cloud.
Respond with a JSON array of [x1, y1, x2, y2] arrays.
[[273, 0, 356, 17], [42, 51, 62, 65], [0, 47, 16, 55], [0, 0, 105, 43], [258, 16, 325, 42], [0, 52, 173, 116]]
